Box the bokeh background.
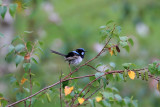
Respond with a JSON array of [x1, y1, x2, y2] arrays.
[[0, 0, 160, 106]]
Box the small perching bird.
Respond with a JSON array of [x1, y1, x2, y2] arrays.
[[51, 48, 86, 67]]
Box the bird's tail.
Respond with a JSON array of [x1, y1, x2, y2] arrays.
[[50, 50, 66, 56]]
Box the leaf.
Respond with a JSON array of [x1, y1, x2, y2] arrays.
[[132, 100, 138, 107], [11, 36, 19, 44], [15, 44, 25, 52], [128, 71, 135, 80], [141, 72, 144, 80], [23, 63, 31, 72], [115, 73, 124, 81], [20, 77, 28, 85], [88, 99, 95, 107], [26, 41, 32, 52], [64, 86, 74, 96], [106, 74, 114, 81], [136, 72, 139, 78], [114, 94, 122, 102], [38, 40, 43, 46], [62, 81, 69, 88], [116, 46, 120, 53], [95, 72, 105, 83], [124, 45, 130, 53], [0, 32, 4, 37], [0, 6, 7, 19], [102, 100, 111, 107], [96, 96, 102, 102], [9, 4, 18, 17], [122, 63, 133, 69], [0, 93, 3, 97], [116, 26, 121, 34], [31, 57, 38, 64], [102, 92, 114, 100], [102, 77, 107, 89], [120, 41, 128, 47], [106, 20, 114, 25], [145, 71, 148, 81], [8, 45, 15, 53], [15, 55, 24, 67], [108, 48, 113, 56], [16, 92, 25, 100], [46, 93, 51, 103], [96, 63, 103, 68], [78, 97, 85, 104], [120, 36, 128, 42], [90, 77, 99, 87], [128, 38, 134, 46]]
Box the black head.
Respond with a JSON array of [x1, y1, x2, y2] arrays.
[[76, 48, 86, 58]]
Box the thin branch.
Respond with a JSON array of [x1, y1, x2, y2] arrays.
[[7, 68, 159, 107], [86, 64, 100, 72], [24, 101, 27, 107]]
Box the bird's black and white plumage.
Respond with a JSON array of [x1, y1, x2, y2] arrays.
[[51, 48, 86, 65]]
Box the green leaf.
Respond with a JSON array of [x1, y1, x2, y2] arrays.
[[124, 45, 130, 53], [128, 38, 134, 46], [122, 63, 135, 69], [141, 72, 144, 80], [38, 40, 43, 46], [132, 100, 138, 107], [116, 26, 121, 34], [15, 55, 24, 67], [16, 92, 26, 100], [11, 36, 19, 44], [96, 63, 103, 68], [23, 63, 31, 72], [102, 100, 111, 107], [15, 44, 25, 52], [46, 93, 51, 103], [123, 97, 130, 105], [26, 41, 32, 52], [120, 41, 128, 47], [95, 72, 105, 83], [90, 76, 99, 87], [0, 6, 7, 19], [145, 71, 148, 81], [0, 32, 4, 37], [31, 57, 38, 64], [115, 73, 124, 81], [102, 77, 107, 89], [106, 74, 114, 81], [114, 94, 122, 102], [102, 92, 114, 100], [8, 45, 15, 53], [88, 99, 95, 107], [106, 20, 114, 25], [9, 3, 18, 17], [120, 36, 128, 42]]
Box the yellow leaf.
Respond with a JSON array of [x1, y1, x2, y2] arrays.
[[21, 77, 28, 85], [64, 86, 74, 96], [78, 97, 85, 104], [0, 97, 3, 100], [128, 71, 135, 80], [96, 96, 102, 102], [0, 101, 1, 107], [108, 48, 113, 56]]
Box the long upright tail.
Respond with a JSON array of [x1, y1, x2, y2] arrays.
[[50, 50, 66, 56]]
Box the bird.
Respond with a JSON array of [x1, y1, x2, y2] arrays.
[[50, 48, 86, 66]]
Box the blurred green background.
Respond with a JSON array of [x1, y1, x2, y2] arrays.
[[0, 0, 160, 106]]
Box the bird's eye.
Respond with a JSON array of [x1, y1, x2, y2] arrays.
[[81, 52, 84, 55]]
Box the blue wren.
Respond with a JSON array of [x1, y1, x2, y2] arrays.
[[51, 48, 86, 65]]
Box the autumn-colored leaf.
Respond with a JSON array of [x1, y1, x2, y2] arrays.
[[24, 53, 30, 60], [64, 86, 74, 96], [21, 77, 28, 85], [96, 96, 102, 102], [128, 71, 135, 80], [108, 48, 113, 56], [78, 97, 85, 104], [116, 46, 120, 53]]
